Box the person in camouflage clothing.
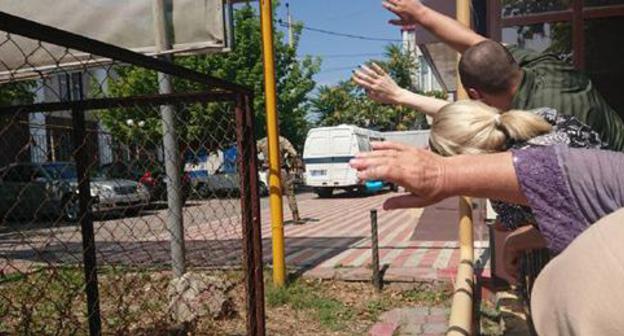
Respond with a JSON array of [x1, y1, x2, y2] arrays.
[[257, 136, 303, 224]]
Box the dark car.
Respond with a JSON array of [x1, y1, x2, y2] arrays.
[[99, 161, 191, 203], [0, 162, 150, 221]]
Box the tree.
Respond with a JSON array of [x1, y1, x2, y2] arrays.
[[311, 44, 444, 131], [0, 81, 35, 107], [0, 81, 35, 131], [100, 3, 320, 152]]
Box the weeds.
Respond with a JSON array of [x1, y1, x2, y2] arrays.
[[1, 268, 452, 335], [401, 282, 452, 306], [365, 297, 392, 320], [266, 279, 353, 331]]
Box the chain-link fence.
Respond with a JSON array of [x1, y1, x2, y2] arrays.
[[0, 12, 265, 336]]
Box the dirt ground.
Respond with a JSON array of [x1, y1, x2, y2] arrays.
[[0, 268, 453, 336], [196, 275, 452, 336]]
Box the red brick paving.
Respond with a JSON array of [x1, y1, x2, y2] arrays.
[[1, 191, 491, 282]]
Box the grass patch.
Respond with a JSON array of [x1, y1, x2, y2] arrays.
[[366, 297, 392, 321], [401, 282, 452, 306], [0, 267, 87, 335], [266, 279, 353, 331]]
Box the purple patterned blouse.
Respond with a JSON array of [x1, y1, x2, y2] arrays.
[[511, 145, 624, 254], [491, 108, 606, 232]]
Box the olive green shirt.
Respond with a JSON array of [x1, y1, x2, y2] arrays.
[[509, 46, 624, 151]]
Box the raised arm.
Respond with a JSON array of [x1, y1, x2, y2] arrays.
[[383, 0, 486, 53], [350, 142, 624, 253], [349, 141, 526, 209], [352, 63, 449, 116]]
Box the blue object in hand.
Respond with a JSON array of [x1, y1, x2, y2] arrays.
[[365, 180, 384, 193]]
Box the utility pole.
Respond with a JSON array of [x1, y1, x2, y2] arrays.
[[260, 0, 287, 287], [152, 0, 186, 278], [286, 2, 294, 48]]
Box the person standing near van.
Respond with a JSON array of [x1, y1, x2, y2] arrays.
[[257, 136, 304, 224]]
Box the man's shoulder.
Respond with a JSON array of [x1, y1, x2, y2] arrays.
[[506, 45, 538, 61], [505, 45, 560, 67]]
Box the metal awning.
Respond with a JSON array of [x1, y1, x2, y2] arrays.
[[0, 0, 231, 81]]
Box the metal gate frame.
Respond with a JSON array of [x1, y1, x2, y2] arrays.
[[0, 11, 265, 336]]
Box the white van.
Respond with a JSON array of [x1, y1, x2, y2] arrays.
[[303, 124, 395, 197], [381, 129, 431, 148]]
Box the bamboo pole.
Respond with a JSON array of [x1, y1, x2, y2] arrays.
[[448, 1, 475, 334]]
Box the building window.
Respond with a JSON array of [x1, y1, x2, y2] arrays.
[[501, 0, 571, 18], [502, 22, 572, 62], [489, 0, 624, 116]]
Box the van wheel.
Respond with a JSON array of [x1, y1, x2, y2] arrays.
[[390, 183, 399, 192], [196, 183, 212, 198], [62, 195, 80, 222], [315, 188, 333, 198]]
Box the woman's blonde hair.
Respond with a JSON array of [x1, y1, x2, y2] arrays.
[[429, 100, 552, 156]]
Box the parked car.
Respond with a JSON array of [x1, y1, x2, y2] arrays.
[[0, 162, 150, 221], [191, 164, 268, 198], [98, 161, 191, 203], [186, 146, 268, 198]]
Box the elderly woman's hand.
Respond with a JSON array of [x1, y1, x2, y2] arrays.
[[352, 63, 405, 106], [349, 141, 448, 209]]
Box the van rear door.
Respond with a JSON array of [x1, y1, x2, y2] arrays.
[[328, 129, 356, 185]]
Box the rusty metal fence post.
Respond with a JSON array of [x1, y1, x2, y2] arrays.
[[236, 94, 266, 336], [370, 209, 381, 291]]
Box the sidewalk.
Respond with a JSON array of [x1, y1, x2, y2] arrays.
[[369, 306, 450, 336], [263, 192, 491, 282]]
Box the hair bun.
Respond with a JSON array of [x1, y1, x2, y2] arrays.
[[493, 114, 502, 128]]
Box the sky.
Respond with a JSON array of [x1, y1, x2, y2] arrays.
[[272, 0, 404, 87]]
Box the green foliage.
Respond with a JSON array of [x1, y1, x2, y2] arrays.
[[401, 284, 451, 305], [101, 4, 320, 150], [0, 81, 35, 107], [312, 44, 445, 131], [265, 280, 353, 331], [0, 267, 86, 335], [365, 297, 392, 320]]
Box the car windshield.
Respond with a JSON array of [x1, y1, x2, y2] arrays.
[[42, 163, 78, 180], [97, 162, 146, 179], [43, 163, 107, 180]]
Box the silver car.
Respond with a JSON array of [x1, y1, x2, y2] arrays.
[[0, 162, 150, 221]]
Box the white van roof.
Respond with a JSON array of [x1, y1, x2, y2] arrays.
[[306, 124, 381, 137]]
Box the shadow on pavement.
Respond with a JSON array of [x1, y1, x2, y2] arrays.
[[0, 236, 364, 278]]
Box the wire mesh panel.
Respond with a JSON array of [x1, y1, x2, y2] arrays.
[[0, 12, 263, 336]]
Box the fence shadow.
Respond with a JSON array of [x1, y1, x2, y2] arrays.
[[0, 236, 364, 276]]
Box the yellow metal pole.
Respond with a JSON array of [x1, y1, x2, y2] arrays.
[[259, 0, 286, 287]]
